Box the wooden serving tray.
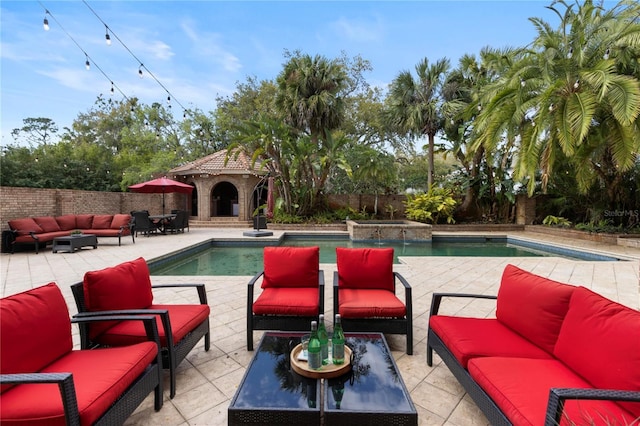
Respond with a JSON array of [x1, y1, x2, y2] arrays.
[[290, 343, 352, 379]]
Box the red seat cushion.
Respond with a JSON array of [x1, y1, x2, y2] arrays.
[[7, 218, 43, 236], [1, 283, 72, 393], [33, 216, 61, 233], [0, 342, 157, 426], [338, 288, 405, 318], [429, 316, 553, 368], [497, 264, 575, 354], [554, 286, 640, 417], [336, 247, 394, 291], [94, 304, 210, 348], [469, 357, 638, 426], [261, 246, 319, 288], [253, 288, 319, 316]]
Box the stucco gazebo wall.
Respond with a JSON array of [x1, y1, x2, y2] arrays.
[[186, 174, 263, 222]]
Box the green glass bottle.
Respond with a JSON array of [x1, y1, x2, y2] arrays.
[[332, 314, 345, 365], [307, 321, 322, 370], [318, 314, 329, 365]]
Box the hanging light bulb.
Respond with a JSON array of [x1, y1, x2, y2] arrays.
[[477, 103, 482, 111], [520, 78, 525, 87], [110, 82, 115, 96], [603, 47, 610, 60], [43, 13, 50, 31], [548, 103, 554, 112], [138, 64, 144, 78], [574, 79, 580, 89], [183, 110, 187, 119], [130, 105, 134, 113], [567, 47, 573, 59], [105, 26, 111, 45], [85, 55, 90, 70]]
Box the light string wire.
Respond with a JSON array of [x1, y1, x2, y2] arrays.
[[37, 1, 130, 102], [82, 0, 188, 115]]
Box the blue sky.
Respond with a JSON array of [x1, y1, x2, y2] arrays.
[[1, 1, 559, 147]]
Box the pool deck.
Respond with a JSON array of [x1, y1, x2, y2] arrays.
[[1, 227, 639, 425]]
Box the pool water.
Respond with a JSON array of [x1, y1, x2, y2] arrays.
[[150, 236, 598, 276]]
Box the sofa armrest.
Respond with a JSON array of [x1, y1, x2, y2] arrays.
[[72, 312, 165, 349], [1, 372, 80, 426], [545, 387, 640, 426], [429, 292, 497, 317], [152, 283, 208, 305]]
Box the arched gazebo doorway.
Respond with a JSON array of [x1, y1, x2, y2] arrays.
[[211, 181, 239, 217], [190, 186, 198, 215]]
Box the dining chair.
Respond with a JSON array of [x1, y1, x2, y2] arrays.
[[131, 211, 160, 237], [247, 246, 324, 351], [333, 247, 413, 354]]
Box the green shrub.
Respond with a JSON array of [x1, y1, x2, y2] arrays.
[[542, 215, 572, 228], [404, 188, 457, 224]]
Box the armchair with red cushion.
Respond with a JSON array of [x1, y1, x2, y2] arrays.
[[70, 257, 210, 399], [333, 247, 413, 355], [247, 246, 325, 351], [1, 283, 163, 426]]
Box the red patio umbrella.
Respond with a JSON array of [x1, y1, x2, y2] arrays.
[[128, 177, 193, 214]]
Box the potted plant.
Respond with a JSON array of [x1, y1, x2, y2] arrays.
[[252, 204, 268, 230], [70, 229, 83, 237]]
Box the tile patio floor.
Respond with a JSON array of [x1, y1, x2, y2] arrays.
[[1, 227, 638, 425]]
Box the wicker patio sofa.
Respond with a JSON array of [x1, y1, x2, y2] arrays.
[[427, 264, 640, 425], [7, 214, 134, 253], [0, 282, 163, 426]]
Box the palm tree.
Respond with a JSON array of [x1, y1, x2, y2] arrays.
[[385, 57, 450, 189]]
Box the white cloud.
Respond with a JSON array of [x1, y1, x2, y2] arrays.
[[329, 15, 384, 43]]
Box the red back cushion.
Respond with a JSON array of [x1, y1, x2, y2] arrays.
[[7, 218, 43, 236], [83, 257, 153, 311], [75, 214, 94, 229], [55, 215, 77, 230], [496, 264, 575, 354], [91, 215, 112, 229], [336, 247, 394, 291], [111, 214, 131, 229], [0, 283, 72, 393], [33, 216, 61, 233], [554, 286, 640, 416], [261, 246, 319, 288]]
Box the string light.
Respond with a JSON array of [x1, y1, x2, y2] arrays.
[[567, 47, 573, 59], [138, 64, 144, 78], [573, 79, 580, 89], [520, 78, 525, 87], [43, 11, 50, 30], [85, 54, 90, 70], [110, 81, 115, 95], [105, 26, 111, 45], [603, 47, 610, 60]]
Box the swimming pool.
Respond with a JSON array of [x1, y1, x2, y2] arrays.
[[149, 234, 619, 276]]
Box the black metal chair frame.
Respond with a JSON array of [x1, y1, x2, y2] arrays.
[[131, 211, 160, 237], [71, 282, 210, 399], [333, 271, 413, 355], [247, 270, 325, 351], [166, 210, 188, 233], [0, 314, 163, 426]]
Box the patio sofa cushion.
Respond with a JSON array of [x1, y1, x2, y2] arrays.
[[84, 257, 153, 311], [7, 218, 43, 236], [92, 214, 113, 229], [253, 287, 320, 316], [55, 214, 77, 230], [0, 283, 72, 389], [33, 216, 61, 233], [95, 304, 211, 347], [111, 214, 131, 229], [496, 264, 575, 354], [336, 247, 394, 291], [261, 246, 319, 288], [337, 288, 406, 318], [75, 214, 94, 229], [468, 357, 638, 426], [429, 316, 553, 368], [554, 286, 640, 416]]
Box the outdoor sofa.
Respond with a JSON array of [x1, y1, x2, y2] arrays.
[[427, 264, 640, 425], [7, 213, 134, 253], [0, 282, 163, 425]]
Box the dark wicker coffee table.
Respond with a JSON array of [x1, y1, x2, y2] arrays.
[[52, 234, 98, 253], [228, 331, 417, 426]]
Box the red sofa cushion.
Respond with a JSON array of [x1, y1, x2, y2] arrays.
[[92, 214, 113, 229], [111, 214, 131, 229], [253, 287, 320, 316], [338, 288, 405, 318], [429, 316, 553, 368], [8, 218, 43, 236], [469, 357, 638, 426], [496, 264, 575, 354], [0, 283, 72, 394], [93, 304, 210, 348], [75, 214, 94, 229], [55, 215, 77, 230], [261, 246, 319, 288], [554, 286, 640, 417], [336, 247, 394, 291], [0, 342, 157, 426], [33, 216, 61, 233]]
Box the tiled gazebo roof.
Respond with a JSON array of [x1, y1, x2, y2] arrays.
[[170, 149, 265, 176]]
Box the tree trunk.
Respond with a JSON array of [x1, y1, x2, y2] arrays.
[[427, 133, 435, 189]]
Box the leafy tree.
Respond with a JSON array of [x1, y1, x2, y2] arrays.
[[10, 117, 58, 146]]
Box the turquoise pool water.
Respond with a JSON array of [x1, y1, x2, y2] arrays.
[[150, 235, 615, 276]]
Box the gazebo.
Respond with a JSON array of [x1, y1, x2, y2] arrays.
[[169, 150, 268, 224]]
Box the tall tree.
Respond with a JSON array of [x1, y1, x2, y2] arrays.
[[385, 57, 450, 189], [11, 117, 58, 146]]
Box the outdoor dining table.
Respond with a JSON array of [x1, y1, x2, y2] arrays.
[[148, 214, 176, 234]]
